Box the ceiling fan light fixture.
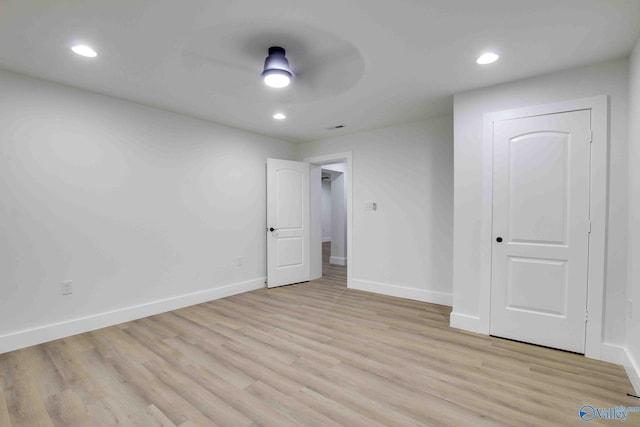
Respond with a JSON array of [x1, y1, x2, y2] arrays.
[[263, 71, 291, 88], [262, 46, 292, 88]]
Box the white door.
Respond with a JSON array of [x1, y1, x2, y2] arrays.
[[266, 158, 310, 288], [490, 110, 591, 353]]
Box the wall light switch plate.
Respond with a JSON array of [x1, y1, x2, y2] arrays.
[[61, 280, 73, 295]]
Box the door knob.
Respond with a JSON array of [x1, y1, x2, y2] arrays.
[[269, 227, 276, 232], [496, 237, 503, 243]]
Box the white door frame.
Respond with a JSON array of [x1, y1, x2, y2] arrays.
[[480, 96, 608, 360], [304, 152, 353, 287]]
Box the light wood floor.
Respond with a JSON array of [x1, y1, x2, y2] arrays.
[[1, 243, 637, 426]]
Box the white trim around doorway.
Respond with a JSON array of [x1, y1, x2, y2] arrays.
[[304, 152, 353, 288]]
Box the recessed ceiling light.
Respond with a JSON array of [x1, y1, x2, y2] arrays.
[[476, 52, 499, 65], [273, 113, 286, 120], [72, 45, 97, 58]]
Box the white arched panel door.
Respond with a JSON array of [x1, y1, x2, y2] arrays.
[[490, 110, 591, 353], [266, 158, 310, 288]]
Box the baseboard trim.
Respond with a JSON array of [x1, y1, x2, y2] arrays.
[[599, 343, 627, 365], [350, 278, 452, 306], [584, 344, 640, 393], [623, 347, 640, 395], [610, 345, 640, 394], [329, 256, 347, 266], [0, 277, 265, 355], [449, 312, 484, 333]]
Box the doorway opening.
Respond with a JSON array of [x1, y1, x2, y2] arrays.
[[305, 152, 353, 288], [321, 164, 347, 269], [320, 164, 347, 283]]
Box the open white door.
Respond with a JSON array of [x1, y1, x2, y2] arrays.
[[266, 158, 310, 288], [490, 110, 591, 353]]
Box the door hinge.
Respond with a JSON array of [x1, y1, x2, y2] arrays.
[[589, 130, 593, 143], [585, 309, 589, 322], [588, 221, 592, 234]]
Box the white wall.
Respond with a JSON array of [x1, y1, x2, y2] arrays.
[[298, 116, 454, 305], [626, 39, 640, 392], [0, 69, 296, 353], [452, 59, 629, 347], [321, 180, 332, 242]]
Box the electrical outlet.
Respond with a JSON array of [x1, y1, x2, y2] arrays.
[[61, 280, 73, 295], [235, 256, 243, 267]]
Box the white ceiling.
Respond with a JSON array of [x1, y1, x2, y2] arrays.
[[1, 0, 639, 143]]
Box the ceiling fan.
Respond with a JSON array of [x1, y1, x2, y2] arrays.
[[180, 20, 365, 103]]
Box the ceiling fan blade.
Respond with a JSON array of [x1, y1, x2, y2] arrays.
[[294, 46, 365, 95], [181, 49, 256, 75]]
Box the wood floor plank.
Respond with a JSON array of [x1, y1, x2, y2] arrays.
[[45, 389, 92, 427], [0, 386, 12, 427], [0, 243, 637, 426], [245, 380, 342, 427], [143, 404, 177, 427], [162, 336, 256, 389], [143, 357, 252, 427], [100, 344, 209, 426], [295, 386, 388, 427], [195, 341, 304, 396], [222, 340, 439, 427], [3, 352, 54, 427]]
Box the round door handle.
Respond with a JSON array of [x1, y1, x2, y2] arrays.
[[269, 227, 276, 232], [496, 237, 503, 243]]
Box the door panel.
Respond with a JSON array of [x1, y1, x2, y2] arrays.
[[276, 169, 303, 228], [490, 110, 591, 353], [508, 132, 568, 244], [266, 158, 310, 288], [276, 237, 304, 267], [506, 257, 567, 316]]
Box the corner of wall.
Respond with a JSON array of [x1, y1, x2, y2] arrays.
[[624, 348, 640, 394], [625, 36, 640, 396], [598, 343, 639, 393], [350, 278, 452, 306], [449, 312, 485, 334]]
